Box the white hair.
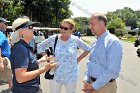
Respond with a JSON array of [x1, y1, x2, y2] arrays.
[[11, 17, 30, 45]]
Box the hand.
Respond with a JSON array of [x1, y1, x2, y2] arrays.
[[82, 81, 94, 93], [38, 54, 51, 63], [44, 62, 59, 70], [0, 62, 4, 71]]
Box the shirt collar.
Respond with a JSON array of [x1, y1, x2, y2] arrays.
[[19, 39, 33, 50], [97, 30, 109, 40]]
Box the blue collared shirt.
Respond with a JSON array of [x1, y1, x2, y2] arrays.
[[85, 31, 122, 90], [0, 29, 11, 58]]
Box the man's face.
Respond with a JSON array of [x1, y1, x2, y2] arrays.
[[89, 17, 101, 36], [0, 22, 8, 31]]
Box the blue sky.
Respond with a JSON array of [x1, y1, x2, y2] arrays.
[[69, 0, 140, 17]]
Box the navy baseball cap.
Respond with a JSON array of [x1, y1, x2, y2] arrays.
[[0, 17, 10, 23]]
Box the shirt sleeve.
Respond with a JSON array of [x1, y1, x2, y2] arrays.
[[0, 38, 5, 47], [84, 61, 90, 81], [37, 35, 55, 54], [13, 46, 29, 68], [92, 40, 122, 90], [76, 37, 91, 51]]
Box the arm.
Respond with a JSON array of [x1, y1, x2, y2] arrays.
[[76, 37, 91, 63], [77, 50, 90, 63], [37, 39, 48, 55], [0, 48, 4, 71], [15, 62, 58, 83], [92, 41, 122, 90]]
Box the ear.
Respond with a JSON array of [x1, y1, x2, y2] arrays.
[[18, 30, 23, 36]]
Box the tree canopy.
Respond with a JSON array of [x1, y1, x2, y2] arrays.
[[106, 7, 140, 29], [0, 0, 72, 27]]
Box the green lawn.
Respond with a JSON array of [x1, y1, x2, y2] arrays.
[[122, 37, 137, 42]]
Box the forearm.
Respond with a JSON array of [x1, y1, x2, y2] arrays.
[[77, 51, 90, 62], [16, 66, 49, 83]]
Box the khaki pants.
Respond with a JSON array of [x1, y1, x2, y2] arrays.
[[92, 81, 117, 93], [0, 57, 12, 82]]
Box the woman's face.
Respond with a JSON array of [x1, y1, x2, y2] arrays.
[[60, 22, 73, 37], [20, 26, 34, 42]]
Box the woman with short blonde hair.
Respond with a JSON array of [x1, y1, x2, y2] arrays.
[[38, 18, 91, 93]]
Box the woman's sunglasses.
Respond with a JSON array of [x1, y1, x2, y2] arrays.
[[60, 26, 69, 31], [22, 25, 33, 30]]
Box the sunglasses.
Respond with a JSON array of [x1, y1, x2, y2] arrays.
[[60, 26, 69, 31], [22, 25, 33, 30]]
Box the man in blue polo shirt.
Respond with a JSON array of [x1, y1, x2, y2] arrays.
[[0, 17, 12, 91]]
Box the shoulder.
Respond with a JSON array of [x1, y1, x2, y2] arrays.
[[105, 32, 121, 47], [71, 35, 79, 40], [48, 34, 59, 40], [12, 42, 28, 54], [0, 31, 6, 38]]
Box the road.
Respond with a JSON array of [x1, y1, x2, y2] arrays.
[[1, 36, 140, 93]]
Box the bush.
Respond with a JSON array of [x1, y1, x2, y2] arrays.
[[115, 29, 125, 37]]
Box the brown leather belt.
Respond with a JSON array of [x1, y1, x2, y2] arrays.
[[91, 77, 115, 82]]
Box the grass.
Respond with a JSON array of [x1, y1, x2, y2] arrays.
[[122, 37, 137, 42], [126, 37, 137, 42]]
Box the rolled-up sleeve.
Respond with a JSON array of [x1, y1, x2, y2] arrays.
[[37, 39, 48, 54], [76, 38, 91, 51], [37, 35, 56, 54]]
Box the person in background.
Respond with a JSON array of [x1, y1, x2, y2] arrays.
[[10, 16, 59, 93], [82, 13, 122, 93], [0, 17, 13, 91], [29, 35, 36, 51], [73, 30, 81, 39], [37, 19, 91, 93]]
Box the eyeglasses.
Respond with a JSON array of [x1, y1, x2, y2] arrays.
[[22, 25, 33, 30], [27, 26, 33, 29], [60, 26, 69, 31]]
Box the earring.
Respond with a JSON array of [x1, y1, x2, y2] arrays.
[[21, 34, 24, 39]]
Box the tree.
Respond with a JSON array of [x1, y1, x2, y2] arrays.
[[73, 17, 88, 32], [1, 0, 72, 27], [106, 7, 140, 29], [0, 0, 24, 23], [107, 17, 126, 34], [16, 0, 72, 27]]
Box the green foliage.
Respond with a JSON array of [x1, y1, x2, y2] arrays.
[[106, 7, 140, 29], [0, 0, 24, 23], [1, 0, 72, 27], [107, 17, 126, 30], [114, 29, 125, 37], [73, 17, 89, 32], [20, 0, 72, 27], [122, 34, 137, 42]]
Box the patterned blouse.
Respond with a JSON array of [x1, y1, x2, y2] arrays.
[[37, 34, 91, 84]]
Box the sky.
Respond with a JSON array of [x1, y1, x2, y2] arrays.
[[69, 0, 140, 17]]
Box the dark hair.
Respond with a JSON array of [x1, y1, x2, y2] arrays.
[[98, 15, 107, 26]]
